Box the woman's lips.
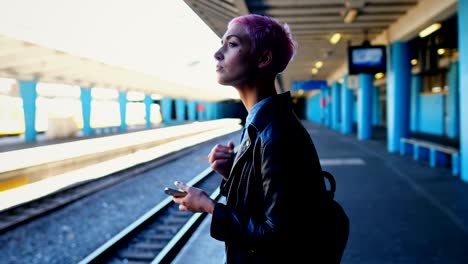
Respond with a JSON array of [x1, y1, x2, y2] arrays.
[[216, 65, 223, 72]]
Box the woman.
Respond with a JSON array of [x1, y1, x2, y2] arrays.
[[172, 14, 348, 263]]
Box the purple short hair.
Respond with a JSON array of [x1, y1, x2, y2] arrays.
[[228, 14, 297, 74]]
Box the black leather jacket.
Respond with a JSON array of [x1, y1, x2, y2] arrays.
[[211, 92, 328, 263]]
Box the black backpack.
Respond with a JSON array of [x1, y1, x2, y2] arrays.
[[320, 170, 350, 263]]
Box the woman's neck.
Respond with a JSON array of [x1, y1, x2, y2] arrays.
[[236, 77, 277, 111]]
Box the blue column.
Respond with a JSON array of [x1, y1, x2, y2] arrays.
[[206, 102, 217, 120], [160, 97, 173, 124], [144, 95, 153, 128], [206, 103, 212, 120], [306, 94, 321, 123], [447, 62, 459, 138], [387, 42, 411, 152], [357, 74, 373, 140], [341, 75, 354, 134], [187, 100, 197, 121], [19, 80, 37, 142], [372, 86, 381, 126], [175, 99, 186, 122], [197, 102, 206, 121], [80, 87, 93, 136], [459, 0, 468, 181], [331, 81, 341, 130], [326, 87, 332, 127], [320, 91, 327, 125], [118, 91, 127, 131], [410, 75, 422, 133]]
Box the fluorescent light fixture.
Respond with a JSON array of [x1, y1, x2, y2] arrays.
[[311, 68, 318, 75], [411, 59, 418, 66], [374, 72, 384, 79], [315, 61, 323, 69], [344, 9, 358, 24], [330, 33, 342, 44], [419, 23, 441, 38], [432, 86, 441, 93], [437, 48, 445, 55]]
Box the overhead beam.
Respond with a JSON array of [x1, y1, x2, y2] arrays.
[[378, 0, 457, 42]]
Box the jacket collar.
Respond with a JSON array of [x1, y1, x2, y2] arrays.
[[249, 91, 292, 133]]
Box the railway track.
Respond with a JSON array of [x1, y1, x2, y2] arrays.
[[0, 146, 196, 234], [78, 167, 222, 264]]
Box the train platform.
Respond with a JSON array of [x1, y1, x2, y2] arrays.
[[173, 121, 468, 264], [0, 119, 242, 210]]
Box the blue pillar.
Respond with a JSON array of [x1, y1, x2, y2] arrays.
[[213, 102, 221, 119], [326, 87, 332, 127], [175, 99, 186, 122], [387, 42, 411, 152], [197, 102, 206, 121], [206, 102, 218, 120], [410, 75, 422, 133], [331, 81, 341, 130], [144, 95, 153, 128], [19, 80, 38, 142], [320, 87, 332, 127], [372, 86, 381, 126], [357, 74, 373, 140], [459, 0, 468, 181], [320, 90, 327, 125], [306, 94, 321, 123], [447, 62, 459, 138], [160, 97, 173, 124], [187, 100, 197, 121], [118, 91, 127, 131], [341, 75, 354, 134], [80, 87, 93, 136]]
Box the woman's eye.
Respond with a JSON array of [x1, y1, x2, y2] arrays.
[[228, 42, 237, 47]]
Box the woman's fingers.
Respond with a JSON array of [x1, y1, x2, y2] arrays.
[[174, 181, 188, 192], [208, 145, 234, 163]]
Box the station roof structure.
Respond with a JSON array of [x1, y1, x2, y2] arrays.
[[184, 0, 457, 87], [0, 0, 458, 101], [0, 0, 237, 102]]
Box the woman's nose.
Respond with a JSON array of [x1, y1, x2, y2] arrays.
[[214, 49, 223, 61]]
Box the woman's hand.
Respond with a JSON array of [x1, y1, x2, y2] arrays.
[[172, 181, 216, 214], [208, 141, 235, 180]]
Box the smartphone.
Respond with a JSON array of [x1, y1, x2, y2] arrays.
[[164, 187, 187, 197]]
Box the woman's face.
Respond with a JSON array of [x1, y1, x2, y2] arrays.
[[214, 23, 255, 86]]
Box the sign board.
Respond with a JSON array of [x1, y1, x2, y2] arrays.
[[291, 80, 328, 91]]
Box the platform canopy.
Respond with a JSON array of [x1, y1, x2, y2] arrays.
[[183, 0, 424, 89], [0, 0, 239, 102]]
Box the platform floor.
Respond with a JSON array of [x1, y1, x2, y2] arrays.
[[173, 121, 468, 264]]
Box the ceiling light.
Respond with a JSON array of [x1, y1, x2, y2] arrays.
[[374, 72, 384, 79], [344, 9, 358, 24], [330, 33, 342, 44], [419, 23, 441, 38], [315, 61, 323, 69], [411, 59, 418, 66], [432, 86, 441, 93], [437, 48, 446, 55], [311, 68, 318, 75]]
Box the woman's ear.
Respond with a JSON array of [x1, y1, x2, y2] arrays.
[[257, 50, 273, 69]]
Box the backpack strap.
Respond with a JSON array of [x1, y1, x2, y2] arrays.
[[322, 170, 336, 200]]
